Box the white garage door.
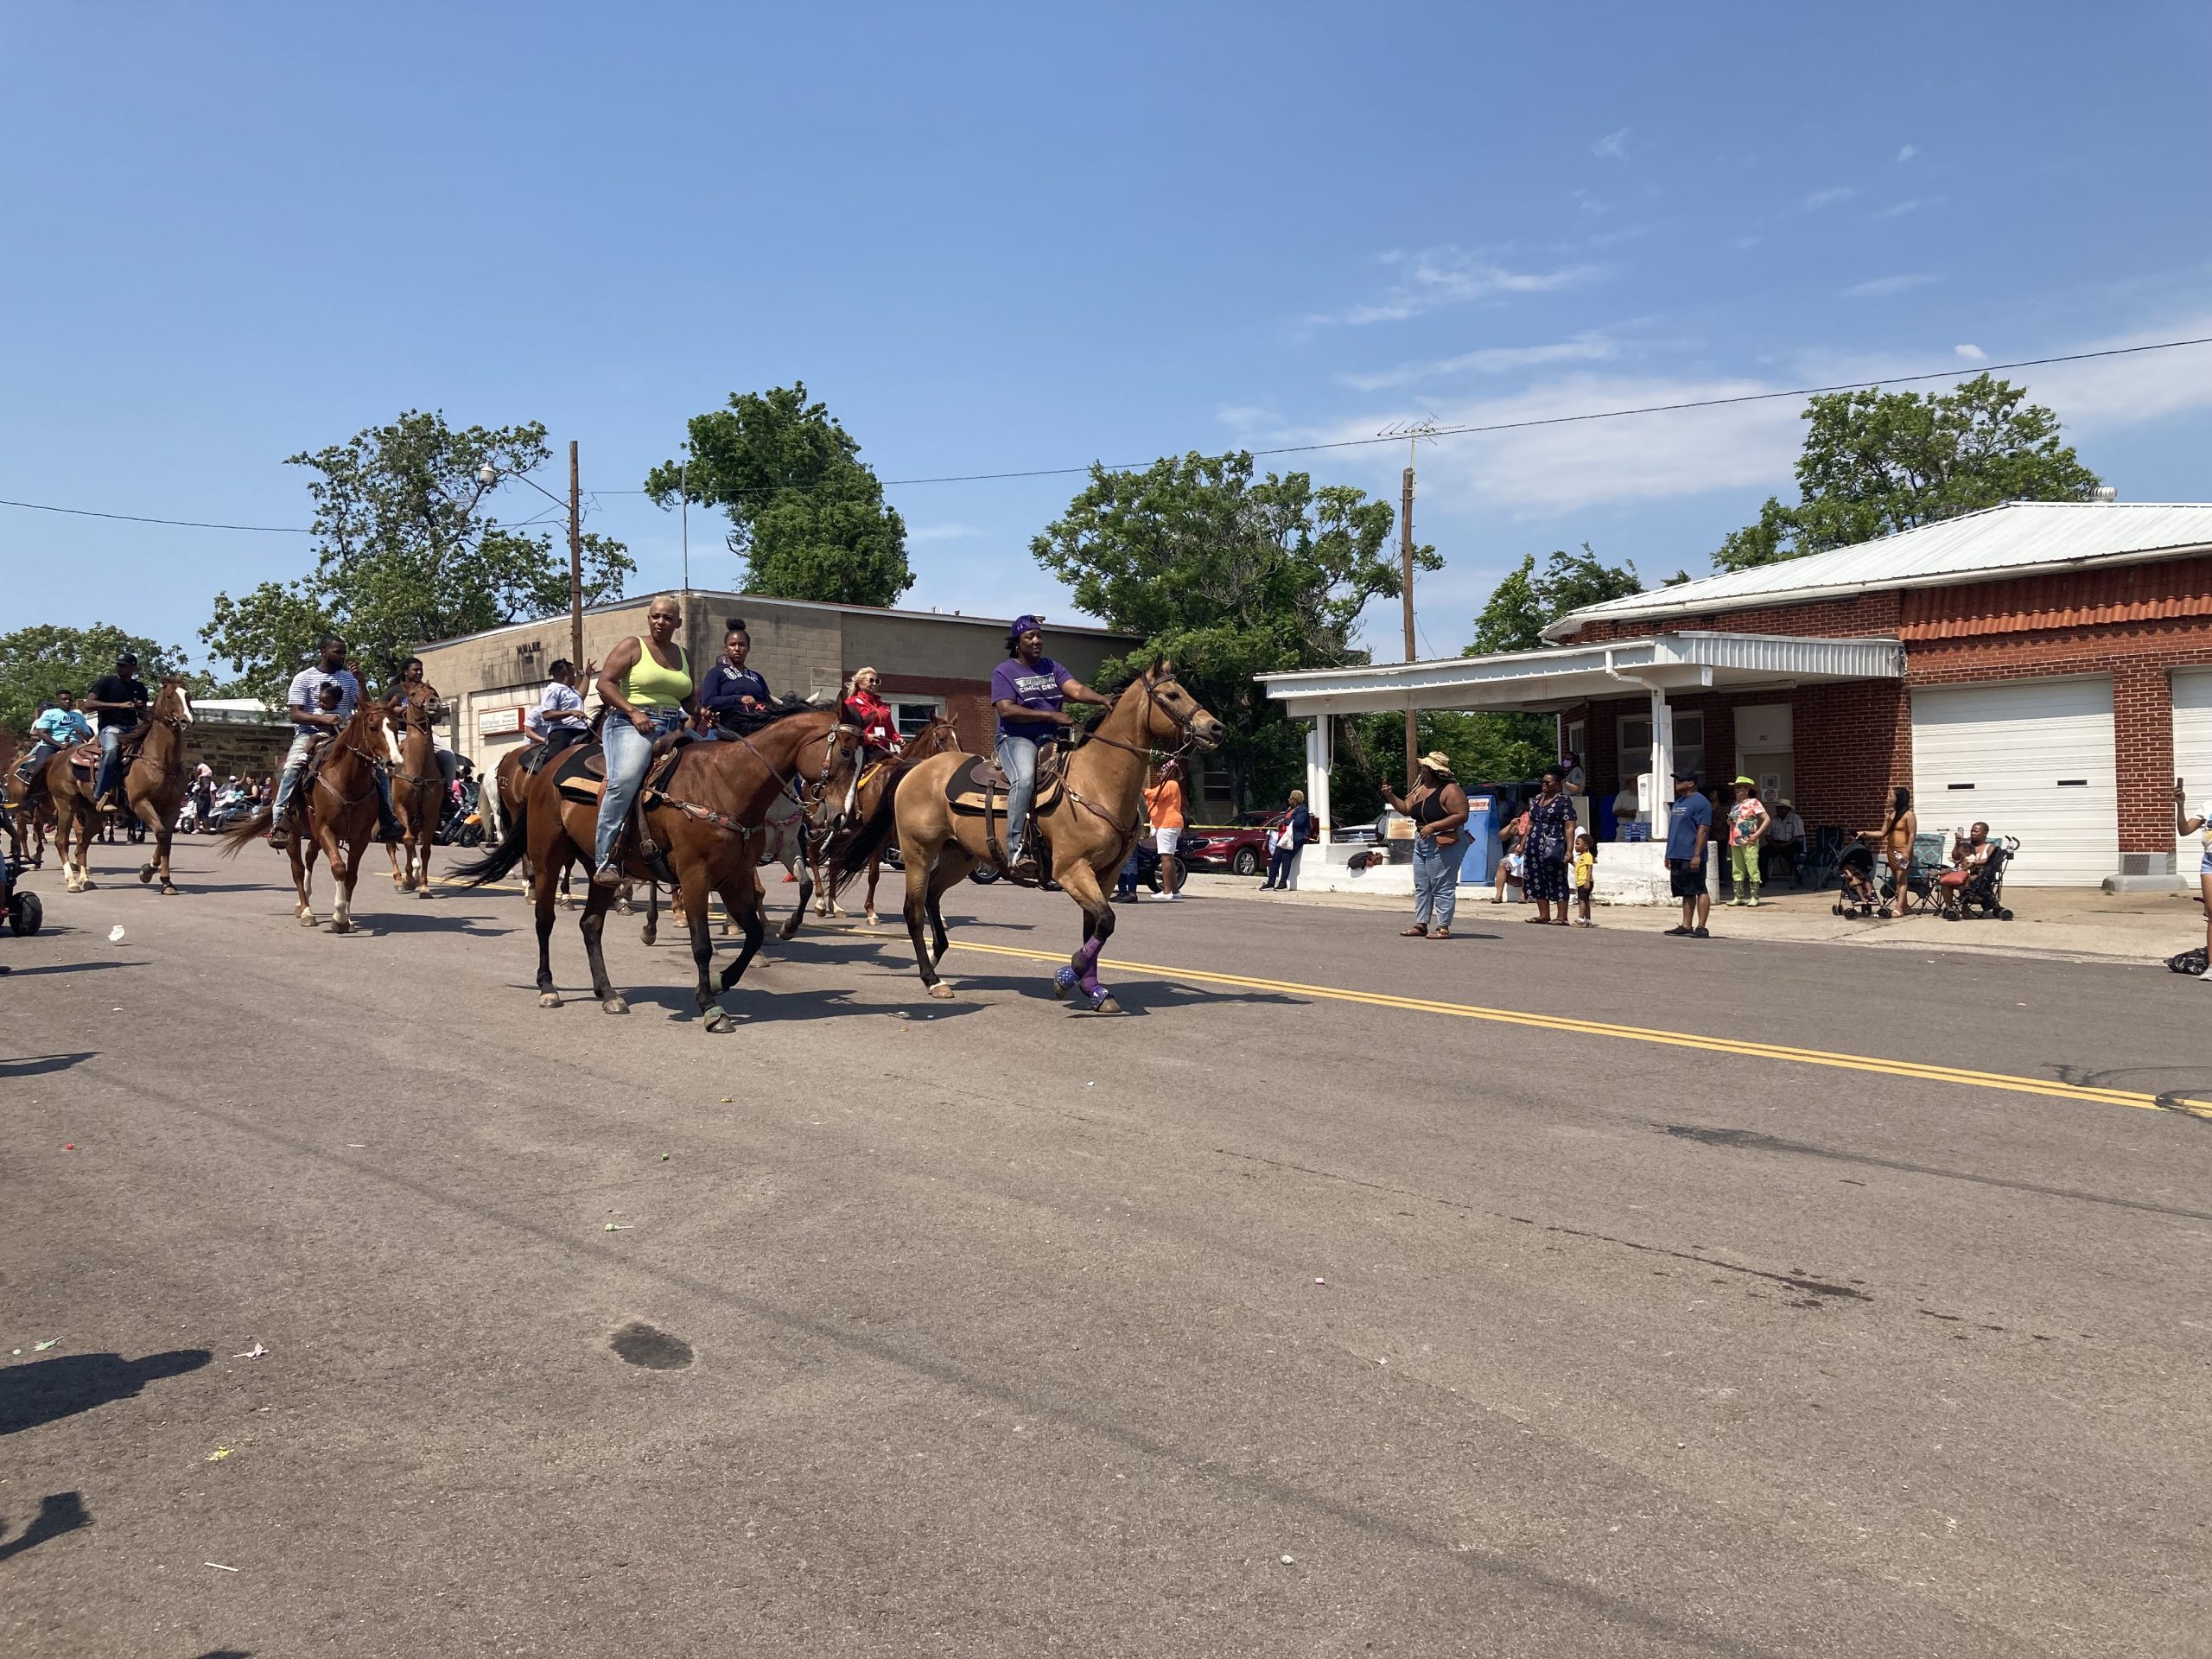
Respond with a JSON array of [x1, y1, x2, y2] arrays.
[[1911, 678, 2117, 886], [2176, 669, 2212, 869]]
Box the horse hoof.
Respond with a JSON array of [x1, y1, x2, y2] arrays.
[[1053, 966, 1078, 1001], [602, 996, 630, 1015], [299, 912, 316, 927], [538, 991, 563, 1008], [162, 885, 179, 897], [865, 912, 880, 929], [139, 865, 155, 884], [926, 982, 955, 1001], [703, 1007, 731, 1033], [615, 899, 632, 914], [1092, 994, 1121, 1014], [329, 919, 352, 935], [417, 886, 432, 899]]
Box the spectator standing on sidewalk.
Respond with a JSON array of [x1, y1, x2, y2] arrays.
[[2178, 780, 2212, 978], [1521, 767, 1576, 927], [1381, 752, 1468, 940], [1572, 830, 1597, 926], [1726, 777, 1770, 907], [1144, 760, 1186, 902], [1262, 790, 1309, 890], [1664, 772, 1713, 938]]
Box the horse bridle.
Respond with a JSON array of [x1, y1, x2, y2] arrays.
[[1077, 671, 1204, 766]]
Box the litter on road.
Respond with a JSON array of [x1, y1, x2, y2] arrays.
[[233, 1342, 268, 1359]]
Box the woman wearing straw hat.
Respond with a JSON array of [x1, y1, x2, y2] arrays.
[[1379, 752, 1469, 939]]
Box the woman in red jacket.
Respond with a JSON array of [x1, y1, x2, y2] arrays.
[[842, 667, 901, 759]]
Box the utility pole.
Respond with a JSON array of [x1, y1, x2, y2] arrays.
[[679, 448, 690, 593], [568, 441, 585, 677], [1400, 462, 1419, 785]]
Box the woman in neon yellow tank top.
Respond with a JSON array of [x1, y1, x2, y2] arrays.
[[591, 595, 697, 884]]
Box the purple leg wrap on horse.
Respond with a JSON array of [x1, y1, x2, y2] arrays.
[[1072, 936, 1104, 996]]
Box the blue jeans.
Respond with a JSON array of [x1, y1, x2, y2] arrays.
[[1413, 836, 1458, 931], [16, 740, 58, 782], [595, 709, 684, 868], [95, 725, 127, 800], [995, 731, 1041, 861], [270, 732, 318, 823], [1116, 843, 1141, 897]]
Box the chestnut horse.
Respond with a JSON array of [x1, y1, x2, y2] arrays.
[[46, 678, 197, 894], [812, 715, 964, 928], [451, 708, 858, 1027], [830, 664, 1223, 1011], [217, 699, 391, 932], [385, 680, 445, 898]]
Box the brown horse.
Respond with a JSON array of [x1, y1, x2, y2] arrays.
[[813, 716, 965, 928], [45, 678, 197, 894], [452, 708, 859, 1027], [217, 699, 391, 931], [830, 664, 1223, 1011], [385, 682, 445, 898]]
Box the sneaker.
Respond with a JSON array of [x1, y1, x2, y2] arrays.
[[1663, 925, 1690, 936], [1691, 926, 1712, 938]]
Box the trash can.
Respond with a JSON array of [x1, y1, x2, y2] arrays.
[[1459, 793, 1497, 884]]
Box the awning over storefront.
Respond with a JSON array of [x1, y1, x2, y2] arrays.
[[1256, 631, 1903, 852], [1257, 630, 1904, 717]]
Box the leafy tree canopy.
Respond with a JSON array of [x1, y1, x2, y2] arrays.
[[1469, 543, 1643, 656], [0, 623, 208, 736], [1717, 373, 2101, 572], [1033, 449, 1433, 810], [645, 383, 912, 607], [200, 411, 632, 702]]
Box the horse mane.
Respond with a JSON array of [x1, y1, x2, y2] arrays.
[[330, 699, 391, 766]]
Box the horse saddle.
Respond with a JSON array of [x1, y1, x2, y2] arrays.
[[63, 739, 100, 780], [944, 750, 1065, 818], [550, 735, 690, 810]]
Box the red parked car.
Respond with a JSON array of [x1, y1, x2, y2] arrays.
[[1176, 811, 1278, 876]]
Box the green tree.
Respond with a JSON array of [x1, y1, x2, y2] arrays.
[[1716, 374, 2101, 571], [1470, 543, 1643, 655], [1033, 450, 1430, 810], [645, 383, 911, 607], [200, 411, 632, 701], [0, 623, 208, 736]]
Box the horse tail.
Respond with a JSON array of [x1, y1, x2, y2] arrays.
[[827, 757, 912, 893], [214, 806, 275, 859], [448, 786, 530, 887]]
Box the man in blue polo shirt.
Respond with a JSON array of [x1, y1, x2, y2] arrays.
[[1662, 770, 1713, 938]]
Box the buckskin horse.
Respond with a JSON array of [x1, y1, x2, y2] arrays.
[[43, 677, 197, 894], [385, 680, 445, 898], [217, 698, 391, 932], [451, 705, 859, 1028], [829, 664, 1224, 1011]]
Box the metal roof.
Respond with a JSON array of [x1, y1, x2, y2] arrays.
[[1543, 501, 2212, 641], [1260, 631, 1903, 716]]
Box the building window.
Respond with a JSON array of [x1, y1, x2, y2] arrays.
[[893, 699, 944, 737], [1618, 711, 1703, 784]]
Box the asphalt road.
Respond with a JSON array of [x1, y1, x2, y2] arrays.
[[5, 837, 2210, 1658]]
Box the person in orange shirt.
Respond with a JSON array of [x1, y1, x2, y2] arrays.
[[1143, 759, 1187, 901]]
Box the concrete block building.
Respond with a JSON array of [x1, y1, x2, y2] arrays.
[[1264, 499, 2212, 890], [413, 589, 1138, 782]]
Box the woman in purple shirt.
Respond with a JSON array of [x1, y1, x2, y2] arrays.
[[990, 614, 1108, 879]]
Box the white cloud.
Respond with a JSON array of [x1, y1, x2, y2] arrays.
[[1897, 144, 1918, 162], [1873, 199, 1922, 219], [906, 523, 979, 544], [2013, 312, 2212, 433], [1590, 128, 1630, 160], [1214, 404, 1281, 429], [1842, 271, 1942, 299], [1334, 249, 1602, 326], [1338, 334, 1619, 392], [1802, 185, 1860, 211], [1954, 343, 1988, 362]]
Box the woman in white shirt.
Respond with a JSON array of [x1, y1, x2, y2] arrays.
[[2178, 780, 2211, 978]]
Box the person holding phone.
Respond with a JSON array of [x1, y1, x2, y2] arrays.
[[2178, 779, 2211, 978], [1380, 751, 1468, 939]]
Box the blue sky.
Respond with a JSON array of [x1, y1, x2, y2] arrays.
[[4, 3, 2209, 667]]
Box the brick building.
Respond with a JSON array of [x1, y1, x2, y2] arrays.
[[1263, 500, 2212, 890], [412, 589, 1138, 785]]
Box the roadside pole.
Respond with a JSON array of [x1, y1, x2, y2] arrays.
[[568, 441, 585, 678], [1400, 461, 1418, 788]]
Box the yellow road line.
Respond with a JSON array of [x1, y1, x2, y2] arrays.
[[438, 885, 2211, 1120], [925, 938, 2212, 1121]]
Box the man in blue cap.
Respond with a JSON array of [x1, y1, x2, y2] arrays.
[[989, 613, 1109, 880]]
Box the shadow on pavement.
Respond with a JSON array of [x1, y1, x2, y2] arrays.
[[1, 960, 143, 979], [361, 912, 512, 939], [0, 1350, 213, 1435], [0, 1491, 91, 1561], [0, 1052, 97, 1079]]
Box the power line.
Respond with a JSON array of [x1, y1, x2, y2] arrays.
[[4, 334, 2208, 528]]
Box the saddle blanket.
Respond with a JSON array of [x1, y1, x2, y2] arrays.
[[943, 752, 1064, 818]]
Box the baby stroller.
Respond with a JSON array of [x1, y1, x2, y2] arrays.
[[1832, 838, 1936, 918], [1932, 836, 2019, 921]]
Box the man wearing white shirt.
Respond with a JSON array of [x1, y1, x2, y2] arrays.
[[269, 636, 400, 849]]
